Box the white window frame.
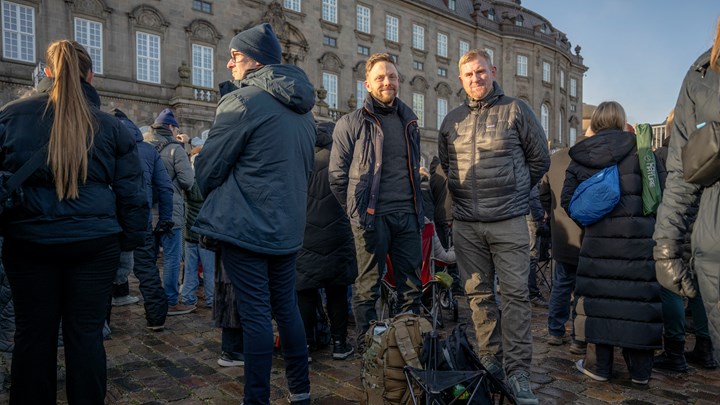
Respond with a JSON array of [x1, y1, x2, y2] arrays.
[[542, 61, 551, 83], [437, 98, 448, 128], [560, 70, 565, 89], [516, 55, 528, 77], [136, 31, 161, 84], [322, 0, 337, 24], [459, 39, 469, 58], [488, 9, 495, 21], [413, 93, 425, 128], [541, 103, 549, 136], [412, 24, 424, 50], [284, 0, 301, 12], [192, 43, 213, 88], [356, 5, 371, 34], [74, 17, 103, 74], [323, 72, 338, 109], [437, 32, 448, 58], [448, 0, 456, 11], [2, 1, 35, 63], [515, 15, 524, 27], [570, 78, 577, 97], [386, 15, 398, 42], [356, 80, 367, 104], [485, 48, 494, 65], [558, 111, 564, 145], [569, 127, 577, 146]]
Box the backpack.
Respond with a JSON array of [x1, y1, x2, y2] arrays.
[[568, 164, 620, 226], [419, 324, 496, 405], [361, 313, 432, 405]]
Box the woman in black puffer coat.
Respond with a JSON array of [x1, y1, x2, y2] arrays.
[[296, 121, 357, 359], [561, 101, 666, 385], [0, 40, 146, 404]]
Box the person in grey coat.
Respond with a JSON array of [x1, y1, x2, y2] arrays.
[[653, 19, 720, 368], [438, 49, 549, 405], [192, 23, 315, 405]]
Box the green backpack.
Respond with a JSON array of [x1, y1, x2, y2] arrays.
[[361, 313, 433, 404]]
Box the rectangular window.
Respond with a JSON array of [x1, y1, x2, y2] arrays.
[[74, 17, 103, 74], [437, 67, 447, 77], [356, 5, 371, 33], [485, 48, 494, 65], [323, 35, 337, 47], [136, 31, 161, 84], [2, 1, 35, 62], [192, 44, 213, 88], [542, 61, 551, 83], [413, 60, 423, 71], [413, 93, 425, 128], [192, 0, 212, 13], [448, 0, 456, 11], [385, 15, 398, 42], [437, 32, 448, 58], [357, 45, 370, 56], [560, 70, 565, 89], [284, 0, 301, 12], [388, 53, 398, 63], [322, 0, 337, 24], [356, 80, 367, 103], [570, 78, 577, 97], [570, 104, 576, 112], [323, 72, 338, 109], [412, 24, 424, 50], [459, 39, 469, 58], [437, 98, 448, 128], [516, 55, 528, 77]]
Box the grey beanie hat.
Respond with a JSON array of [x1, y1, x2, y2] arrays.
[[229, 23, 282, 65]]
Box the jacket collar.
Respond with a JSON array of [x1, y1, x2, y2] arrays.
[[38, 78, 101, 108], [467, 81, 503, 111], [363, 94, 418, 124]]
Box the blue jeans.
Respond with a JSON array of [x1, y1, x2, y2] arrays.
[[221, 243, 310, 405], [114, 251, 134, 285], [159, 229, 182, 306], [181, 241, 215, 306], [660, 287, 709, 340], [547, 261, 577, 338]]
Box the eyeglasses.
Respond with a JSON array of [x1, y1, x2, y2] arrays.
[[229, 52, 244, 64]]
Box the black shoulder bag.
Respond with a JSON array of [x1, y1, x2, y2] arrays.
[[0, 146, 48, 216]]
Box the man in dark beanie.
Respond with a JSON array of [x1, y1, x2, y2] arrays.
[[192, 22, 315, 405], [143, 107, 195, 317]]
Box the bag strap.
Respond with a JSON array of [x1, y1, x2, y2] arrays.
[[1, 145, 48, 201], [393, 318, 422, 369]]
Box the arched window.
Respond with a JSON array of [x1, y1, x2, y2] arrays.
[[541, 103, 549, 137]]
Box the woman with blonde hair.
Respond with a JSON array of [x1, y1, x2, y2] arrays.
[[0, 40, 147, 404], [561, 101, 666, 385], [654, 16, 720, 369]]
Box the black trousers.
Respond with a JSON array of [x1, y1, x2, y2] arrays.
[[3, 235, 119, 405], [585, 343, 654, 380], [297, 286, 349, 344], [132, 223, 168, 326]]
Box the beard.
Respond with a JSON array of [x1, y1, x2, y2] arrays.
[[370, 86, 396, 104]]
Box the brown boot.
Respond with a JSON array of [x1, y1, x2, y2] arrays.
[[685, 336, 718, 370]]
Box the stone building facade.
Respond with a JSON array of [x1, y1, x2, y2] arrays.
[[0, 0, 586, 163]]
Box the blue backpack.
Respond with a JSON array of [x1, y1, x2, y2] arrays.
[[568, 164, 620, 226]]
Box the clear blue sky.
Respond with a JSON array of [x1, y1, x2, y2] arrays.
[[522, 0, 718, 124]]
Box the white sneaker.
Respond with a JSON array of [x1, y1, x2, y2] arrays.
[[112, 295, 139, 306]]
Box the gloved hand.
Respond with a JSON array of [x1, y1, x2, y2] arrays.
[[199, 235, 221, 252], [654, 243, 698, 298], [153, 220, 175, 235]]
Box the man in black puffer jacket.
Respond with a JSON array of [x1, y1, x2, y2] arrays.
[[296, 121, 357, 361], [438, 49, 549, 405]]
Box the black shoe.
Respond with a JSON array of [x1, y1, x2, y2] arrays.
[[217, 351, 245, 367], [332, 340, 355, 360], [653, 338, 688, 373], [686, 337, 718, 370]]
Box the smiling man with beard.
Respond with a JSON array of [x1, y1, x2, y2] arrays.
[[329, 53, 424, 353], [438, 49, 549, 405]]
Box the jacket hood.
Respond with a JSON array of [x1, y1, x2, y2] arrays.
[[316, 121, 334, 148], [569, 129, 636, 169], [241, 64, 316, 114], [110, 108, 144, 143]]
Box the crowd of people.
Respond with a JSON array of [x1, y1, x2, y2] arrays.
[[1, 17, 719, 405]]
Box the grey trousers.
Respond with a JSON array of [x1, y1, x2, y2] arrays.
[[454, 216, 533, 377]]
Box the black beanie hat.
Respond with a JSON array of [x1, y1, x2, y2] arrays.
[[229, 23, 282, 65]]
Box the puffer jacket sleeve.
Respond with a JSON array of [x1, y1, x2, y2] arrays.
[[328, 115, 355, 211], [113, 123, 149, 249], [516, 101, 550, 187], [152, 151, 174, 223], [653, 69, 704, 297], [195, 94, 250, 197], [171, 144, 194, 192]]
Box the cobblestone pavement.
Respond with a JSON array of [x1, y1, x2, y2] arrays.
[[2, 273, 720, 404]]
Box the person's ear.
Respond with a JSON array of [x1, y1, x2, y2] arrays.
[[86, 71, 94, 84]]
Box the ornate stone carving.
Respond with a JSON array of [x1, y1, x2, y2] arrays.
[[410, 75, 429, 92], [264, 1, 287, 38], [178, 62, 191, 84], [435, 82, 452, 97], [66, 0, 112, 19], [128, 5, 169, 32], [318, 52, 345, 72], [316, 86, 328, 107], [352, 61, 367, 80], [186, 20, 222, 45], [347, 93, 357, 110]]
